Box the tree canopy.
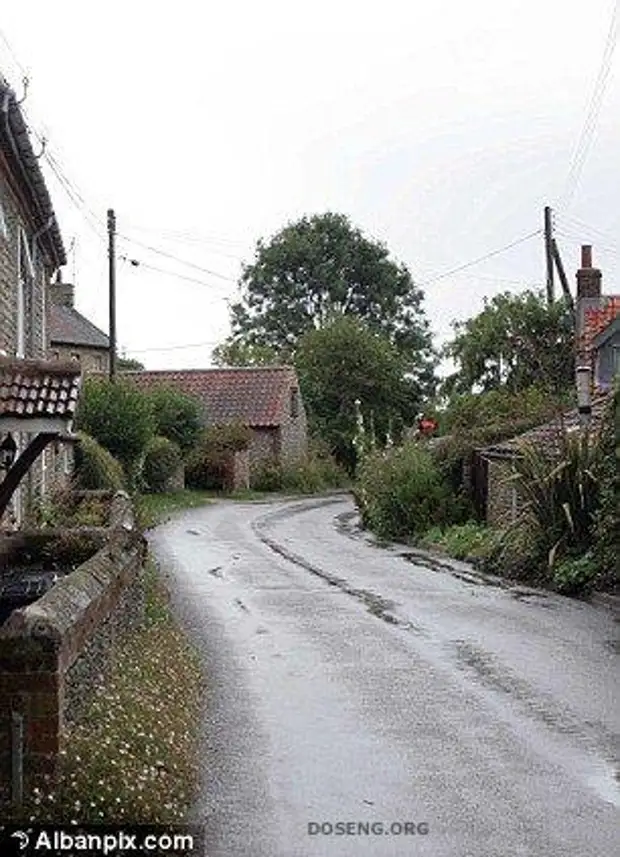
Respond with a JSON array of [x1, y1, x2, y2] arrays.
[[211, 340, 279, 367], [443, 290, 575, 396], [295, 316, 420, 472], [226, 212, 435, 387]]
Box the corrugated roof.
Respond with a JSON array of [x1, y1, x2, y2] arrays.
[[0, 356, 81, 419], [48, 303, 109, 349], [126, 366, 299, 427], [0, 76, 65, 268]]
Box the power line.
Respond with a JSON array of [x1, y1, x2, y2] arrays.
[[560, 0, 619, 210], [555, 212, 619, 248], [117, 233, 238, 282], [119, 255, 236, 291], [121, 222, 249, 250], [127, 339, 221, 354], [555, 228, 619, 257], [419, 230, 542, 286]]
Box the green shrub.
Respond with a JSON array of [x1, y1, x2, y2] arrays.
[[185, 423, 251, 491], [552, 552, 598, 595], [481, 523, 546, 583], [592, 385, 619, 590], [250, 457, 283, 492], [250, 442, 349, 494], [142, 437, 183, 493], [76, 378, 155, 476], [74, 432, 125, 491], [421, 521, 501, 561], [33, 486, 110, 528], [146, 388, 203, 454], [355, 441, 455, 540]]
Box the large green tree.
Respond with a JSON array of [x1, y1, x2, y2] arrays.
[[443, 290, 575, 396], [295, 316, 420, 473], [210, 340, 279, 367], [226, 212, 436, 388]]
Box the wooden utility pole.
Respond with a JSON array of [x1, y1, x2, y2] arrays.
[[544, 205, 555, 305], [107, 208, 117, 380], [550, 238, 575, 314]]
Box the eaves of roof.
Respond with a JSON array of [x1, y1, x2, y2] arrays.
[[0, 75, 65, 268]]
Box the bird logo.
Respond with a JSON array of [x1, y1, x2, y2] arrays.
[[11, 831, 29, 851]]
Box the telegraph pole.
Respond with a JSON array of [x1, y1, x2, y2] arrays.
[[107, 208, 117, 380], [544, 205, 554, 305]]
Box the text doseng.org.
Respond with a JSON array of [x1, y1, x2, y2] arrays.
[[308, 821, 429, 836]]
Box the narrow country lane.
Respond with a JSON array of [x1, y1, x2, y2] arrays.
[[149, 496, 619, 857]]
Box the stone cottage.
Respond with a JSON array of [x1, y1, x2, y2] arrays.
[[127, 365, 308, 467], [479, 244, 618, 527], [0, 72, 76, 524], [48, 275, 110, 373]]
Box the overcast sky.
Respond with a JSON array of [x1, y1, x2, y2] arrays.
[[2, 1, 618, 369]]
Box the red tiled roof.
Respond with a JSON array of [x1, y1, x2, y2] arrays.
[[0, 356, 82, 419], [581, 296, 620, 351], [126, 366, 299, 427]]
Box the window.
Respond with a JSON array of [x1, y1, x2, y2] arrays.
[[16, 226, 35, 358], [290, 387, 299, 418], [71, 352, 81, 362]]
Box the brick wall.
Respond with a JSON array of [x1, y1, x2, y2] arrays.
[[0, 493, 145, 808]]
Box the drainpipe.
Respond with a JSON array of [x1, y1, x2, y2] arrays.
[[31, 216, 57, 357]]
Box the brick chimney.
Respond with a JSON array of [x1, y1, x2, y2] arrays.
[[576, 245, 601, 299], [50, 270, 75, 308]]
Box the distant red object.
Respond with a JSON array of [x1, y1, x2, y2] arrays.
[[418, 416, 438, 435]]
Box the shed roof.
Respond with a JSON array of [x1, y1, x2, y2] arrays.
[[479, 391, 612, 459], [48, 303, 109, 349], [126, 366, 299, 427]]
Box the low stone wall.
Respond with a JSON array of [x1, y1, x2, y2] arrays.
[[0, 492, 146, 808]]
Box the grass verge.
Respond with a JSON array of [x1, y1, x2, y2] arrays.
[[418, 521, 501, 563], [12, 558, 204, 825], [136, 490, 215, 528]]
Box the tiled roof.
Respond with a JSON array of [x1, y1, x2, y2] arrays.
[[581, 296, 620, 351], [126, 366, 298, 427], [0, 356, 81, 419], [48, 303, 109, 349], [479, 391, 612, 459]]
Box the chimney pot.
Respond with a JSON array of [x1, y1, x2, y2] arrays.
[[576, 245, 601, 300], [50, 281, 75, 309], [581, 245, 592, 268]]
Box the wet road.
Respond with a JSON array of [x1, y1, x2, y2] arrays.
[[149, 495, 619, 857]]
